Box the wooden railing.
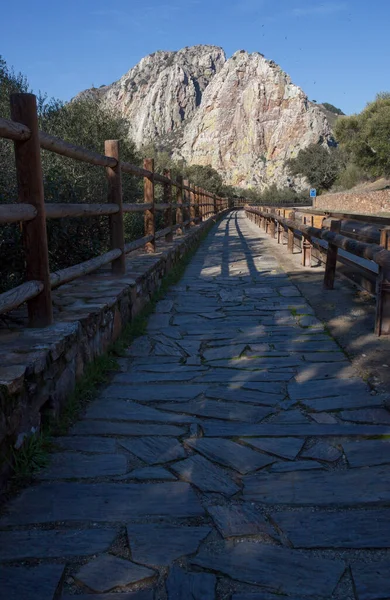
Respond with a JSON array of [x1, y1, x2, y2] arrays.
[[0, 93, 230, 327], [245, 205, 390, 337]]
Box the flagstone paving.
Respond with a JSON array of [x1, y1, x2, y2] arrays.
[[1, 211, 390, 599]]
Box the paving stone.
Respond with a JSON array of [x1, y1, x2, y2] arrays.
[[343, 438, 390, 467], [299, 315, 323, 327], [155, 300, 174, 313], [147, 314, 172, 329], [186, 438, 277, 474], [352, 560, 390, 600], [202, 422, 390, 437], [288, 377, 369, 401], [160, 399, 274, 422], [102, 384, 205, 402], [232, 595, 302, 600], [194, 369, 292, 383], [0, 564, 65, 600], [205, 384, 284, 401], [241, 437, 305, 460], [1, 482, 204, 524], [38, 452, 127, 479], [127, 336, 153, 357], [0, 528, 117, 560], [166, 565, 216, 599], [71, 421, 185, 436], [113, 370, 204, 383], [207, 504, 275, 538], [203, 345, 246, 361], [270, 460, 324, 472], [279, 286, 302, 297], [209, 356, 303, 369], [310, 412, 339, 424], [301, 440, 342, 463], [119, 437, 186, 464], [85, 399, 196, 422], [191, 540, 344, 597], [243, 465, 390, 505], [124, 466, 177, 480], [295, 362, 357, 382], [272, 509, 390, 548], [127, 524, 211, 566], [53, 436, 117, 453], [177, 339, 202, 356], [303, 352, 349, 362], [270, 410, 311, 423], [76, 554, 155, 593], [303, 394, 382, 412], [170, 454, 240, 495], [62, 593, 154, 600], [339, 408, 390, 424], [186, 356, 202, 366]]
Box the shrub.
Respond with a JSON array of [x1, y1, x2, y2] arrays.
[[335, 93, 390, 178], [286, 144, 343, 190], [0, 56, 142, 293], [322, 102, 345, 116]]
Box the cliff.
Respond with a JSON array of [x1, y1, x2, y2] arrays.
[[75, 45, 333, 189]]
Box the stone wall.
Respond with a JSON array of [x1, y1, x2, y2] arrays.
[[0, 214, 228, 489], [314, 189, 390, 214]]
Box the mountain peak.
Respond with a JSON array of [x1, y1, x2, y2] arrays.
[[75, 45, 332, 189]]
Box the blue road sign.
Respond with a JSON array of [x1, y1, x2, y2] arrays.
[[310, 188, 317, 198]]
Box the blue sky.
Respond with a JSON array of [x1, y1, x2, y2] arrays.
[[1, 0, 389, 114]]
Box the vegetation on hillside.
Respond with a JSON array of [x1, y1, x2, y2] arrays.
[[322, 102, 345, 116], [0, 56, 142, 292], [286, 144, 344, 191], [285, 93, 390, 194], [334, 93, 390, 179]]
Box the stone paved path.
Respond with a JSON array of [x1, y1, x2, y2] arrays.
[[1, 211, 390, 600]]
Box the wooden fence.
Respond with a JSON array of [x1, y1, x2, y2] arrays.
[[245, 205, 390, 337], [0, 93, 230, 327]]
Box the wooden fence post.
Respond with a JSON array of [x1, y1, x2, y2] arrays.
[[269, 217, 276, 238], [163, 169, 173, 242], [10, 93, 53, 327], [105, 140, 125, 275], [176, 175, 183, 234], [190, 185, 196, 226], [375, 228, 390, 335], [287, 210, 295, 254], [301, 215, 313, 268], [196, 187, 201, 222], [143, 158, 155, 252], [323, 220, 341, 290], [183, 179, 191, 231]]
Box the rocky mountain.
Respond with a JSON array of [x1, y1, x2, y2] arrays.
[[76, 45, 333, 189]]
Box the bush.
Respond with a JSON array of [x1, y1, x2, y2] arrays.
[[335, 93, 390, 178], [243, 184, 306, 205], [0, 56, 142, 293], [286, 144, 343, 190], [333, 163, 363, 190], [322, 102, 345, 116]]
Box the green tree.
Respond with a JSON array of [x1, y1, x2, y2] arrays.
[[0, 56, 142, 292], [322, 102, 345, 116], [183, 164, 223, 194], [286, 144, 343, 190], [335, 93, 390, 178]]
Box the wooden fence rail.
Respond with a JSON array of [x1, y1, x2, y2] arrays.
[[245, 205, 390, 336], [0, 93, 230, 326]]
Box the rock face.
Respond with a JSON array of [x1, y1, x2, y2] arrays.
[[76, 46, 332, 189], [76, 46, 226, 148]]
